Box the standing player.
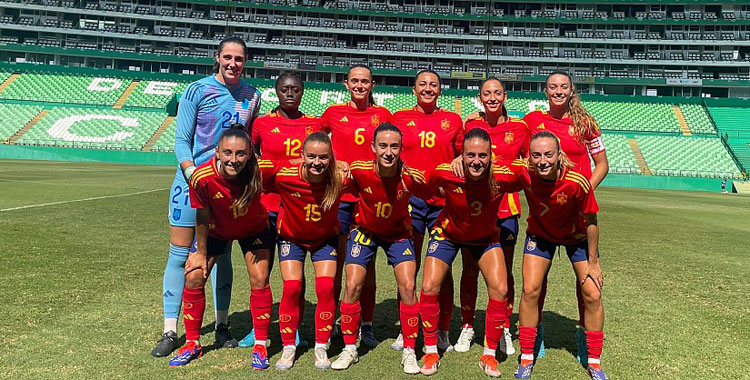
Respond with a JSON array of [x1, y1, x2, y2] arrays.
[[267, 132, 347, 370], [418, 128, 518, 377], [510, 131, 607, 380], [320, 65, 392, 347], [389, 69, 463, 351], [330, 123, 427, 374], [523, 71, 608, 362], [152, 36, 261, 357], [450, 78, 530, 355], [238, 72, 320, 348], [169, 126, 274, 368]]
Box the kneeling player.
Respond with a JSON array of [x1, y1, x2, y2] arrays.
[[419, 128, 519, 377], [331, 123, 427, 374], [170, 126, 274, 368]]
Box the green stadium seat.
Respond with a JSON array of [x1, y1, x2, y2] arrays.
[[0, 103, 44, 141], [150, 117, 177, 152], [0, 73, 132, 106], [680, 104, 716, 134], [599, 133, 640, 174], [636, 135, 741, 178], [124, 80, 189, 108]]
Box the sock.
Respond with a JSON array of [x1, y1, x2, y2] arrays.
[[419, 291, 440, 347], [361, 284, 376, 324], [399, 301, 420, 349], [255, 340, 266, 347], [339, 301, 361, 346], [183, 286, 206, 343], [163, 244, 189, 320], [459, 270, 478, 328], [505, 301, 513, 329], [250, 285, 273, 341], [315, 342, 326, 349], [164, 318, 178, 334], [215, 310, 228, 327], [518, 325, 537, 357], [585, 330, 604, 363], [279, 280, 302, 346], [438, 280, 454, 331], [211, 245, 233, 312], [483, 346, 496, 356], [314, 277, 336, 344], [484, 298, 508, 351]]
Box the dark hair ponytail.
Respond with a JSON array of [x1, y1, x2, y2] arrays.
[[212, 36, 248, 74], [218, 123, 261, 210], [462, 127, 498, 193], [347, 64, 376, 106]]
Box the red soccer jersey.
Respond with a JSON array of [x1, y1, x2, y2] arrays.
[[349, 160, 430, 241], [265, 163, 350, 250], [251, 112, 322, 213], [189, 158, 270, 241], [523, 110, 605, 179], [466, 115, 531, 219], [428, 162, 522, 245], [390, 107, 464, 206]]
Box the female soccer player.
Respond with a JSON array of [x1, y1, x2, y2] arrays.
[[418, 128, 517, 377], [330, 123, 427, 374], [153, 36, 261, 357], [168, 126, 273, 368], [320, 64, 391, 347], [265, 132, 347, 370], [510, 131, 606, 380], [389, 69, 463, 351], [239, 72, 320, 348], [450, 78, 530, 354], [523, 71, 608, 361]]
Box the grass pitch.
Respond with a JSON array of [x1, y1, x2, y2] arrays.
[[1, 160, 748, 379]]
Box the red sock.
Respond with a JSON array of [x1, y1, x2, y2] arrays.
[[576, 282, 586, 327], [250, 285, 272, 341], [361, 284, 376, 323], [400, 301, 420, 349], [314, 277, 336, 344], [438, 279, 453, 331], [419, 291, 440, 347], [505, 301, 513, 328], [518, 325, 538, 356], [339, 301, 361, 345], [183, 286, 205, 342], [459, 270, 478, 327], [585, 330, 604, 361], [484, 298, 508, 350], [279, 280, 302, 346], [506, 276, 515, 328]]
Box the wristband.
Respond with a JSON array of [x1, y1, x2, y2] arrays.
[[183, 165, 197, 182]]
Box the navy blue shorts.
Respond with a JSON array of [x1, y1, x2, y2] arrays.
[[203, 228, 274, 256], [409, 196, 442, 235], [523, 234, 595, 263], [498, 216, 520, 247], [277, 236, 339, 263], [425, 227, 502, 266], [345, 228, 416, 268], [338, 201, 357, 233]]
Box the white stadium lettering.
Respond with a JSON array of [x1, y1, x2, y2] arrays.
[[47, 114, 138, 142], [143, 81, 178, 96], [372, 93, 394, 106], [261, 88, 278, 102], [528, 100, 550, 112], [470, 97, 483, 112], [320, 90, 345, 105], [87, 77, 123, 92]]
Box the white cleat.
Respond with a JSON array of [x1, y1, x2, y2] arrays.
[[314, 347, 331, 369], [275, 346, 296, 370], [391, 333, 404, 351], [331, 346, 359, 370], [454, 324, 475, 353], [498, 327, 516, 356], [402, 347, 420, 375], [437, 330, 454, 352]]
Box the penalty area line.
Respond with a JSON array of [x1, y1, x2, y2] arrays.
[[0, 188, 168, 212]]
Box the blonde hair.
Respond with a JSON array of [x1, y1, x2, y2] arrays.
[[546, 71, 600, 143], [529, 131, 575, 169], [303, 132, 344, 211]]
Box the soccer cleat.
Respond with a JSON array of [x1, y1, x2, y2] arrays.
[[215, 323, 238, 348], [420, 353, 440, 376], [251, 345, 270, 370], [479, 355, 502, 378], [314, 347, 331, 369], [514, 360, 534, 379], [360, 325, 379, 348], [391, 333, 404, 351], [587, 365, 609, 380], [454, 324, 475, 352], [534, 324, 546, 359], [401, 347, 420, 375], [275, 346, 296, 370], [151, 330, 178, 357], [168, 341, 203, 367], [437, 330, 454, 352], [331, 346, 359, 370], [576, 327, 588, 365], [499, 327, 516, 355], [238, 329, 255, 348]]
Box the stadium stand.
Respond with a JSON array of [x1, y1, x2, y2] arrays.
[[0, 74, 132, 106], [584, 101, 681, 133], [600, 134, 641, 175], [708, 107, 750, 174], [124, 80, 190, 109], [636, 135, 742, 178], [149, 117, 177, 152], [0, 103, 43, 141]]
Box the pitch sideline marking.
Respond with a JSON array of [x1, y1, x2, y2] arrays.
[[0, 188, 168, 212]]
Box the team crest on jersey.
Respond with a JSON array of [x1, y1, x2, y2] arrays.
[[526, 238, 537, 251], [397, 189, 406, 200], [556, 192, 568, 205], [319, 312, 333, 321], [280, 243, 291, 257], [504, 131, 514, 144], [351, 244, 362, 257], [441, 119, 450, 131], [371, 114, 380, 127], [428, 241, 439, 253], [305, 126, 314, 136], [172, 208, 181, 221]]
